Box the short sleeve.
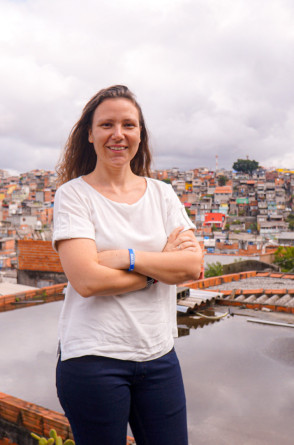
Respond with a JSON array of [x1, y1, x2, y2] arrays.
[[52, 181, 96, 252], [164, 184, 196, 236]]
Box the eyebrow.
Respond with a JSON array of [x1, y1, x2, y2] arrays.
[[97, 117, 139, 123]]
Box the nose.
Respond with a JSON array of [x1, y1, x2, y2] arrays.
[[112, 124, 124, 140]]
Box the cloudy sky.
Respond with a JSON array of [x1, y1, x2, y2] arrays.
[[1, 0, 294, 173]]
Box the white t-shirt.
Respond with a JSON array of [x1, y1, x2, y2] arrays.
[[53, 177, 195, 362]]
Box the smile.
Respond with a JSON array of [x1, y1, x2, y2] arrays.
[[107, 146, 127, 151]]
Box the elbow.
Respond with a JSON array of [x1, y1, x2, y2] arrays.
[[180, 267, 201, 283], [76, 285, 92, 298], [74, 281, 114, 298], [165, 266, 201, 286], [79, 289, 93, 298], [72, 281, 96, 298], [179, 252, 202, 283]]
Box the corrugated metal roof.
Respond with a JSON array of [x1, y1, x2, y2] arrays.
[[177, 288, 222, 312]]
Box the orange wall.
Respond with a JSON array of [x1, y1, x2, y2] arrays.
[[17, 240, 63, 272]]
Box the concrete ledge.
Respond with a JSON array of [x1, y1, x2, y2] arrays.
[[0, 284, 67, 309]]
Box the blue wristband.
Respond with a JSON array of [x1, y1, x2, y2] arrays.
[[128, 249, 135, 272]]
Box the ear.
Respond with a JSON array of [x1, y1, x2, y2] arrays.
[[88, 128, 93, 143]]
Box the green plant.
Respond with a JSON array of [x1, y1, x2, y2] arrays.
[[286, 213, 294, 231], [233, 158, 259, 176], [249, 222, 258, 233], [273, 246, 294, 272], [31, 429, 75, 445], [185, 207, 191, 217], [204, 261, 223, 278], [218, 175, 228, 186]]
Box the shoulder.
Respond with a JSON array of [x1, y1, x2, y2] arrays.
[[146, 178, 175, 197], [56, 177, 83, 194], [55, 177, 90, 200], [54, 178, 96, 211]]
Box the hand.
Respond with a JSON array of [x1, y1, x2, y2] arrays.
[[163, 227, 201, 252]]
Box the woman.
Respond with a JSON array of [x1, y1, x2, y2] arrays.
[[53, 85, 202, 445]]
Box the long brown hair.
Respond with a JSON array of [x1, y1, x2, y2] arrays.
[[56, 85, 152, 185]]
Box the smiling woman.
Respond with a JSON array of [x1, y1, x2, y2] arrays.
[[53, 85, 202, 445], [84, 98, 146, 200], [56, 85, 152, 185]]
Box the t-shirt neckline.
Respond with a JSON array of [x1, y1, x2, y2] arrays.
[[79, 176, 149, 206]]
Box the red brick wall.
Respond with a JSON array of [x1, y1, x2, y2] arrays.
[[17, 240, 63, 272], [2, 209, 9, 221], [39, 207, 53, 225], [44, 190, 52, 202], [215, 242, 239, 250], [0, 439, 18, 445], [0, 239, 15, 255]]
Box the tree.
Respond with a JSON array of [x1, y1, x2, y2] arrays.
[[249, 222, 258, 233], [232, 159, 259, 176], [218, 175, 228, 186], [185, 207, 191, 218], [273, 246, 294, 272], [205, 261, 223, 278], [286, 213, 294, 231]]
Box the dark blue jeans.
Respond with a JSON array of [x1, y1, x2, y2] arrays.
[[56, 348, 188, 445]]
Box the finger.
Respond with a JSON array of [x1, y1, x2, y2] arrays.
[[180, 238, 197, 246], [178, 240, 199, 251], [168, 226, 184, 242]]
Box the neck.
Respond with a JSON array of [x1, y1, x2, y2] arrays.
[[89, 162, 137, 188]]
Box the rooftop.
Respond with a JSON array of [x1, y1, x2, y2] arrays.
[[186, 271, 294, 314]]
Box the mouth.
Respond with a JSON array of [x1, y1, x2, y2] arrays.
[[107, 146, 128, 151]]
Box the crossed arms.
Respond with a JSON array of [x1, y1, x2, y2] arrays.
[[57, 227, 203, 298]]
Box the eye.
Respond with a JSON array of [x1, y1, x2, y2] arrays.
[[124, 122, 136, 128], [100, 122, 112, 128]]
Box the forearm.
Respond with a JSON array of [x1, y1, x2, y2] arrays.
[[98, 249, 202, 285], [80, 265, 147, 298], [134, 250, 202, 284], [57, 239, 147, 298]]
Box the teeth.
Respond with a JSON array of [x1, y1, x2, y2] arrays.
[[108, 146, 127, 151]]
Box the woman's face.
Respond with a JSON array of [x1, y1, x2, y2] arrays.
[[88, 98, 141, 170]]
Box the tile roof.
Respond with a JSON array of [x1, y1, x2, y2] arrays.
[[187, 271, 294, 314], [214, 186, 232, 194]]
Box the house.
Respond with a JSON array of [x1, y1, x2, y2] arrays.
[[214, 186, 232, 205], [203, 213, 226, 230], [276, 232, 294, 246]]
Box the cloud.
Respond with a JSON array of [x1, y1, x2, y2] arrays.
[[1, 0, 294, 172]]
